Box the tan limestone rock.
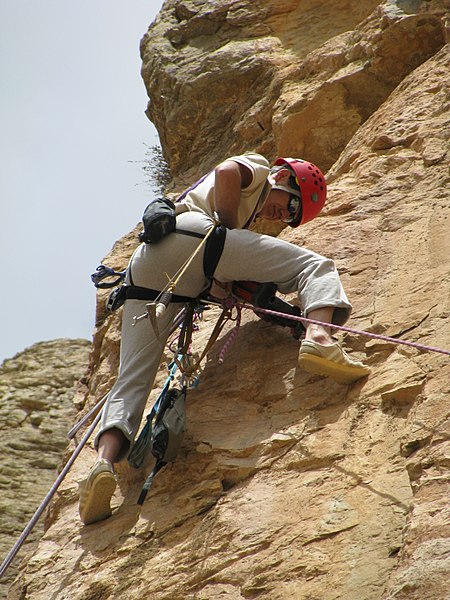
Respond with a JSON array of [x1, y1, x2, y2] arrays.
[[0, 339, 91, 597], [140, 0, 446, 180], [6, 1, 450, 599]]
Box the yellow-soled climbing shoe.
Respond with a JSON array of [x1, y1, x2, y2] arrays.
[[78, 459, 116, 525], [298, 340, 370, 385]]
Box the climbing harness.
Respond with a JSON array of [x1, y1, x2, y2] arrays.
[[129, 220, 226, 338], [92, 216, 226, 319], [131, 225, 215, 335]]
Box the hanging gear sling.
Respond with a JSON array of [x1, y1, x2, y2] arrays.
[[127, 357, 187, 506], [126, 278, 305, 505], [128, 298, 237, 505]]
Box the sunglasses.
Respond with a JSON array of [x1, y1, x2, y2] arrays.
[[283, 194, 302, 223]]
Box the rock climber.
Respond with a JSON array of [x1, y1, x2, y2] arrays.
[[78, 152, 370, 525]]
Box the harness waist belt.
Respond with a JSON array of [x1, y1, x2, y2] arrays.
[[125, 285, 196, 304]]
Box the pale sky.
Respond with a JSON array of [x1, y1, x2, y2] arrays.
[[0, 0, 165, 363]]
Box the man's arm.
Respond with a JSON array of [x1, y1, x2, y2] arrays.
[[213, 160, 253, 229]]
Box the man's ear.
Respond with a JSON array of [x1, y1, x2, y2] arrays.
[[272, 167, 291, 184]]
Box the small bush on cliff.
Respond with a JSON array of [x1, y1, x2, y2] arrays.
[[142, 143, 172, 196]]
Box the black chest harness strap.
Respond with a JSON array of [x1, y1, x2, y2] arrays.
[[175, 224, 227, 280]]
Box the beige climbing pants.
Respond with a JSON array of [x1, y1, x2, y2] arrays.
[[95, 210, 352, 458]]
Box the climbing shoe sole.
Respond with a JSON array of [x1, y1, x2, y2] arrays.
[[298, 340, 370, 385], [79, 467, 116, 526]]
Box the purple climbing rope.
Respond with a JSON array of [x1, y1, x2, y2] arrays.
[[245, 305, 450, 357], [218, 305, 242, 364], [0, 408, 103, 579]]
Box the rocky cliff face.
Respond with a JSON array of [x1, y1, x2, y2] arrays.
[[0, 339, 91, 598], [6, 1, 449, 599]]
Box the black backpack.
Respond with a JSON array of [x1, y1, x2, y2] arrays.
[[138, 197, 177, 244]]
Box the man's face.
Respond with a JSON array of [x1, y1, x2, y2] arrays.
[[258, 188, 292, 222]]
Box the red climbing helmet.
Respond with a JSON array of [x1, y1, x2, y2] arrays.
[[273, 157, 327, 226]]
